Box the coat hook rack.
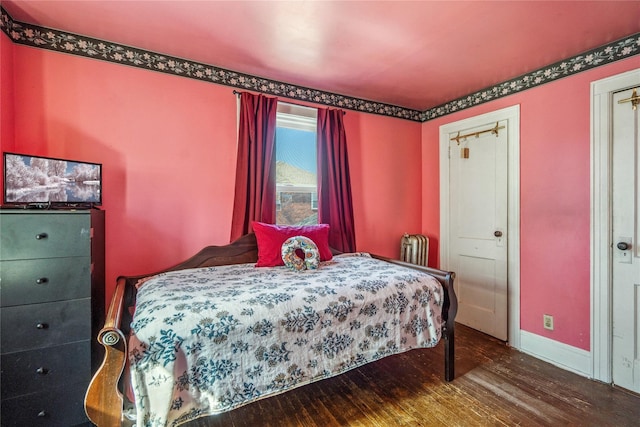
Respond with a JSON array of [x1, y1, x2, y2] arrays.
[[450, 122, 505, 145], [617, 88, 639, 111]]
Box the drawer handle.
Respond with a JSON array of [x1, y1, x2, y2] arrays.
[[37, 410, 47, 418], [35, 233, 48, 240], [36, 367, 49, 375], [36, 323, 49, 330], [36, 277, 49, 285]]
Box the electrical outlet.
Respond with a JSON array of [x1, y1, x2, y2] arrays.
[[543, 314, 554, 330]]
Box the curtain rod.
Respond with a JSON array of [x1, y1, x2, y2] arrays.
[[450, 122, 504, 145], [233, 90, 345, 114]]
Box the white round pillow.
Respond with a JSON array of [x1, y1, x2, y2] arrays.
[[281, 236, 320, 271]]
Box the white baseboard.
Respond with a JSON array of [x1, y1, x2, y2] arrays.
[[519, 330, 592, 378]]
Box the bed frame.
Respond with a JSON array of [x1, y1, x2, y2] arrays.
[[84, 233, 457, 426]]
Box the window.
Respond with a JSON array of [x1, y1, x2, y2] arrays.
[[275, 102, 317, 225]]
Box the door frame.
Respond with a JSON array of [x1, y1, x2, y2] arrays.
[[439, 105, 521, 348], [591, 68, 640, 383]]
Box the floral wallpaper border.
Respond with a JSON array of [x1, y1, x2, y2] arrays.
[[421, 34, 640, 121], [1, 6, 638, 123]]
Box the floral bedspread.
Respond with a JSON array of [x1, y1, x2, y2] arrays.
[[129, 253, 444, 426]]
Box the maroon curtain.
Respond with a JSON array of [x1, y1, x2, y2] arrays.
[[317, 108, 356, 252], [230, 92, 278, 240]]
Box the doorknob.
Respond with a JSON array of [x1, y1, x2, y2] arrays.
[[494, 231, 503, 237], [617, 242, 629, 250]]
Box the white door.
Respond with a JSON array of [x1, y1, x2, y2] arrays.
[[447, 120, 508, 340], [611, 87, 640, 393]]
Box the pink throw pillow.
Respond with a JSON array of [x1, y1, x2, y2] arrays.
[[252, 221, 332, 267]]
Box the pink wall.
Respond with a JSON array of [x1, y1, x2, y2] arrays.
[[7, 42, 422, 306], [6, 28, 638, 352], [0, 33, 15, 161], [421, 58, 639, 351], [346, 112, 422, 258]]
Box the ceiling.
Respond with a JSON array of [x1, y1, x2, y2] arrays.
[[2, 0, 639, 111]]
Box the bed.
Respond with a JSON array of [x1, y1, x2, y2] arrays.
[[84, 232, 457, 427]]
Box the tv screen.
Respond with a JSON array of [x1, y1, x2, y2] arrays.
[[3, 152, 102, 207]]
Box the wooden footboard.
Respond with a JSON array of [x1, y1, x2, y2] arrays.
[[370, 254, 457, 381], [84, 234, 261, 426], [84, 277, 128, 427], [84, 234, 457, 426]]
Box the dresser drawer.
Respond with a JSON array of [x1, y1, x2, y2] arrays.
[[0, 257, 90, 307], [1, 341, 90, 399], [1, 381, 89, 426], [1, 299, 91, 353], [0, 213, 91, 260]]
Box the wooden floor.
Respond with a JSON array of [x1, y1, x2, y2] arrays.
[[186, 324, 640, 427]]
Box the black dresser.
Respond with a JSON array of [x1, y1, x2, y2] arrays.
[[0, 209, 105, 426]]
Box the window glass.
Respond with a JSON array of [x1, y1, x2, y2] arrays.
[[275, 103, 318, 225]]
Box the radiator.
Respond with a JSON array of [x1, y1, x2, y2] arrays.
[[400, 233, 429, 266]]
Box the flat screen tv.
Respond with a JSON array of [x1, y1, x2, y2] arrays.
[[3, 152, 102, 208]]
